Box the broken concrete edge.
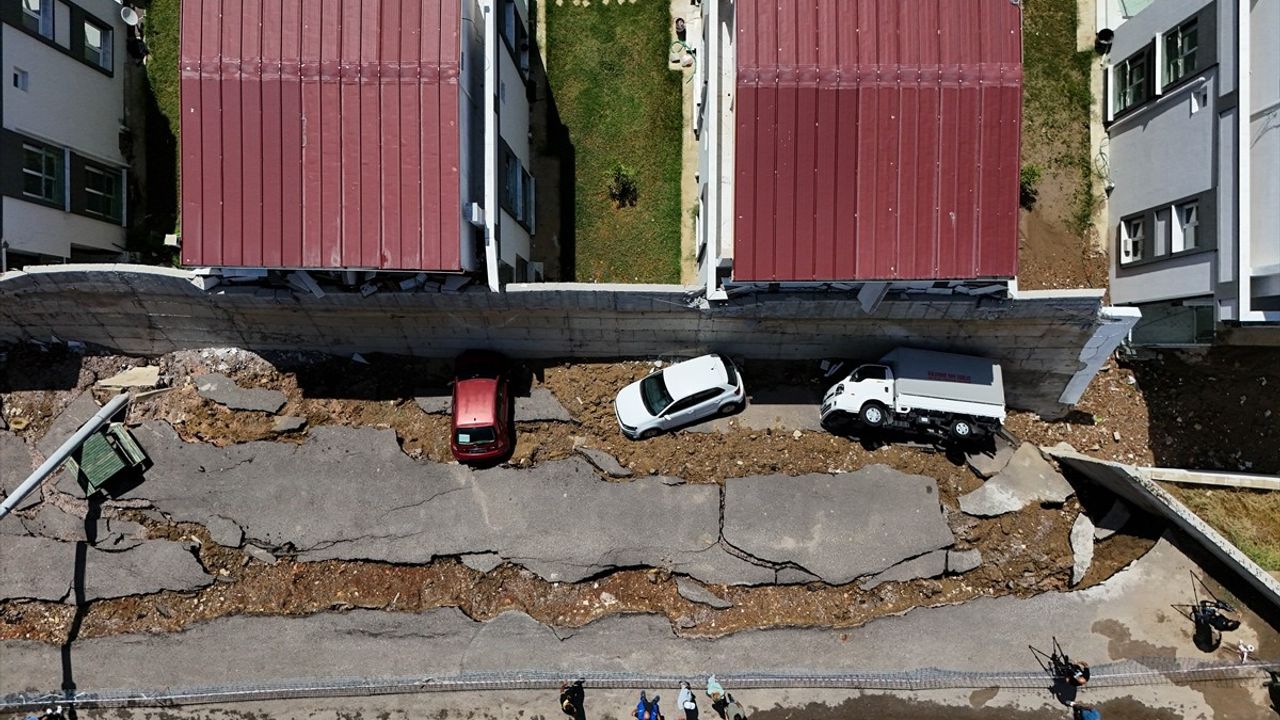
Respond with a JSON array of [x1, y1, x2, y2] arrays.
[[1047, 446, 1280, 614]]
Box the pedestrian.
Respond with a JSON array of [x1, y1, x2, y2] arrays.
[[560, 680, 586, 720], [1237, 642, 1256, 663], [1068, 701, 1102, 720], [677, 681, 699, 720], [704, 676, 746, 720], [634, 690, 662, 720], [1066, 661, 1090, 687]]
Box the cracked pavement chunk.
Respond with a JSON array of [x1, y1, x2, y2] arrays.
[[1070, 512, 1096, 586], [193, 373, 287, 413], [0, 539, 1245, 698], [576, 447, 633, 478], [0, 534, 76, 601], [515, 388, 573, 422], [946, 549, 983, 575], [723, 466, 956, 585], [675, 577, 732, 608], [115, 423, 771, 584], [206, 515, 244, 548], [459, 552, 504, 573], [958, 445, 1075, 517], [35, 392, 101, 459], [859, 550, 948, 591], [0, 536, 211, 602], [1, 431, 40, 512]]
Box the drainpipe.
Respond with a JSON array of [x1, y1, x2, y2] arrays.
[[0, 393, 131, 521], [483, 1, 502, 292], [1235, 0, 1257, 322]]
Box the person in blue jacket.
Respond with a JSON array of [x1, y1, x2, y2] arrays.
[[634, 691, 662, 720]]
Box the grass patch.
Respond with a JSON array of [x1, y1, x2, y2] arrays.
[[545, 0, 683, 283], [1165, 486, 1280, 571], [141, 0, 182, 137], [1021, 0, 1098, 236]]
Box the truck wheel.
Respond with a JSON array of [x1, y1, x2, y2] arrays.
[[860, 402, 888, 427], [950, 418, 974, 439]]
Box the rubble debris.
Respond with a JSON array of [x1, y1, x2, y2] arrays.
[[194, 373, 287, 414], [965, 435, 1017, 479], [271, 416, 308, 434], [946, 549, 983, 575], [460, 552, 504, 573], [859, 550, 948, 591], [676, 577, 733, 609], [1070, 512, 1096, 586], [576, 446, 633, 478], [958, 445, 1074, 517], [96, 366, 161, 389], [36, 392, 102, 458]]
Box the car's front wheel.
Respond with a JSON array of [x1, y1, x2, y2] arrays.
[[639, 428, 661, 440]]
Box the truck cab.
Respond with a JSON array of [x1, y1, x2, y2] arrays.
[[821, 364, 894, 426]]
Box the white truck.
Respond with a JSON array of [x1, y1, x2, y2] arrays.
[[819, 348, 1006, 441]]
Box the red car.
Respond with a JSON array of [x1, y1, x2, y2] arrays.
[[450, 351, 512, 463]]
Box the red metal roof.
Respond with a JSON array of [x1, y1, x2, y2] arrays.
[[179, 0, 461, 271], [733, 0, 1022, 282]]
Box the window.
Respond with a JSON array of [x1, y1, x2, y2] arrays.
[[1174, 201, 1199, 252], [852, 365, 888, 382], [13, 68, 30, 91], [22, 0, 54, 39], [83, 19, 112, 70], [1121, 218, 1145, 264], [499, 0, 530, 80], [1164, 19, 1198, 86], [84, 165, 122, 221], [499, 140, 535, 231], [22, 143, 64, 205], [1114, 49, 1151, 114]]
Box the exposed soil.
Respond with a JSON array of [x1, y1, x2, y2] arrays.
[[0, 492, 1151, 646], [1007, 347, 1280, 475], [0, 346, 1177, 645]]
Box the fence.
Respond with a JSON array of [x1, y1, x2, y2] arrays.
[[3, 658, 1276, 711]]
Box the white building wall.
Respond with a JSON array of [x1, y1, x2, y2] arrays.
[[2, 19, 125, 165], [1249, 0, 1280, 275], [2, 0, 128, 261], [494, 1, 532, 273], [2, 196, 125, 258]]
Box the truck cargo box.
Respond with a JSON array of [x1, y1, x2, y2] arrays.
[[880, 348, 1005, 408]]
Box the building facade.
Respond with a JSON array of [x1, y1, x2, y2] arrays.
[[1103, 0, 1279, 343], [1, 0, 129, 268]]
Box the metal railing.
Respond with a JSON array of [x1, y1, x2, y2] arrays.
[[3, 658, 1276, 712]]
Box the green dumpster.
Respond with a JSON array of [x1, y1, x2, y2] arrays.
[[63, 423, 149, 495]]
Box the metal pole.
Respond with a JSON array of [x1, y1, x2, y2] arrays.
[[0, 393, 131, 520]]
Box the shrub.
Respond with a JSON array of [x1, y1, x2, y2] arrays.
[[1020, 164, 1043, 210], [607, 163, 639, 208]]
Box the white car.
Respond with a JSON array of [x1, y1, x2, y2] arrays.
[[615, 354, 746, 439]]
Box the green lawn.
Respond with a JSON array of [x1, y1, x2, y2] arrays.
[[545, 0, 684, 283], [142, 0, 181, 136], [1021, 0, 1098, 236]]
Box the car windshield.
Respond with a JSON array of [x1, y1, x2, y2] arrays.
[[639, 373, 674, 416], [721, 356, 739, 387], [455, 426, 497, 446]]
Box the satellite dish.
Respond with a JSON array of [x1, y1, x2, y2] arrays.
[[121, 6, 140, 25]]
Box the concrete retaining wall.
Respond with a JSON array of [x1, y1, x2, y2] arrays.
[[1050, 447, 1280, 617], [0, 266, 1131, 417]]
